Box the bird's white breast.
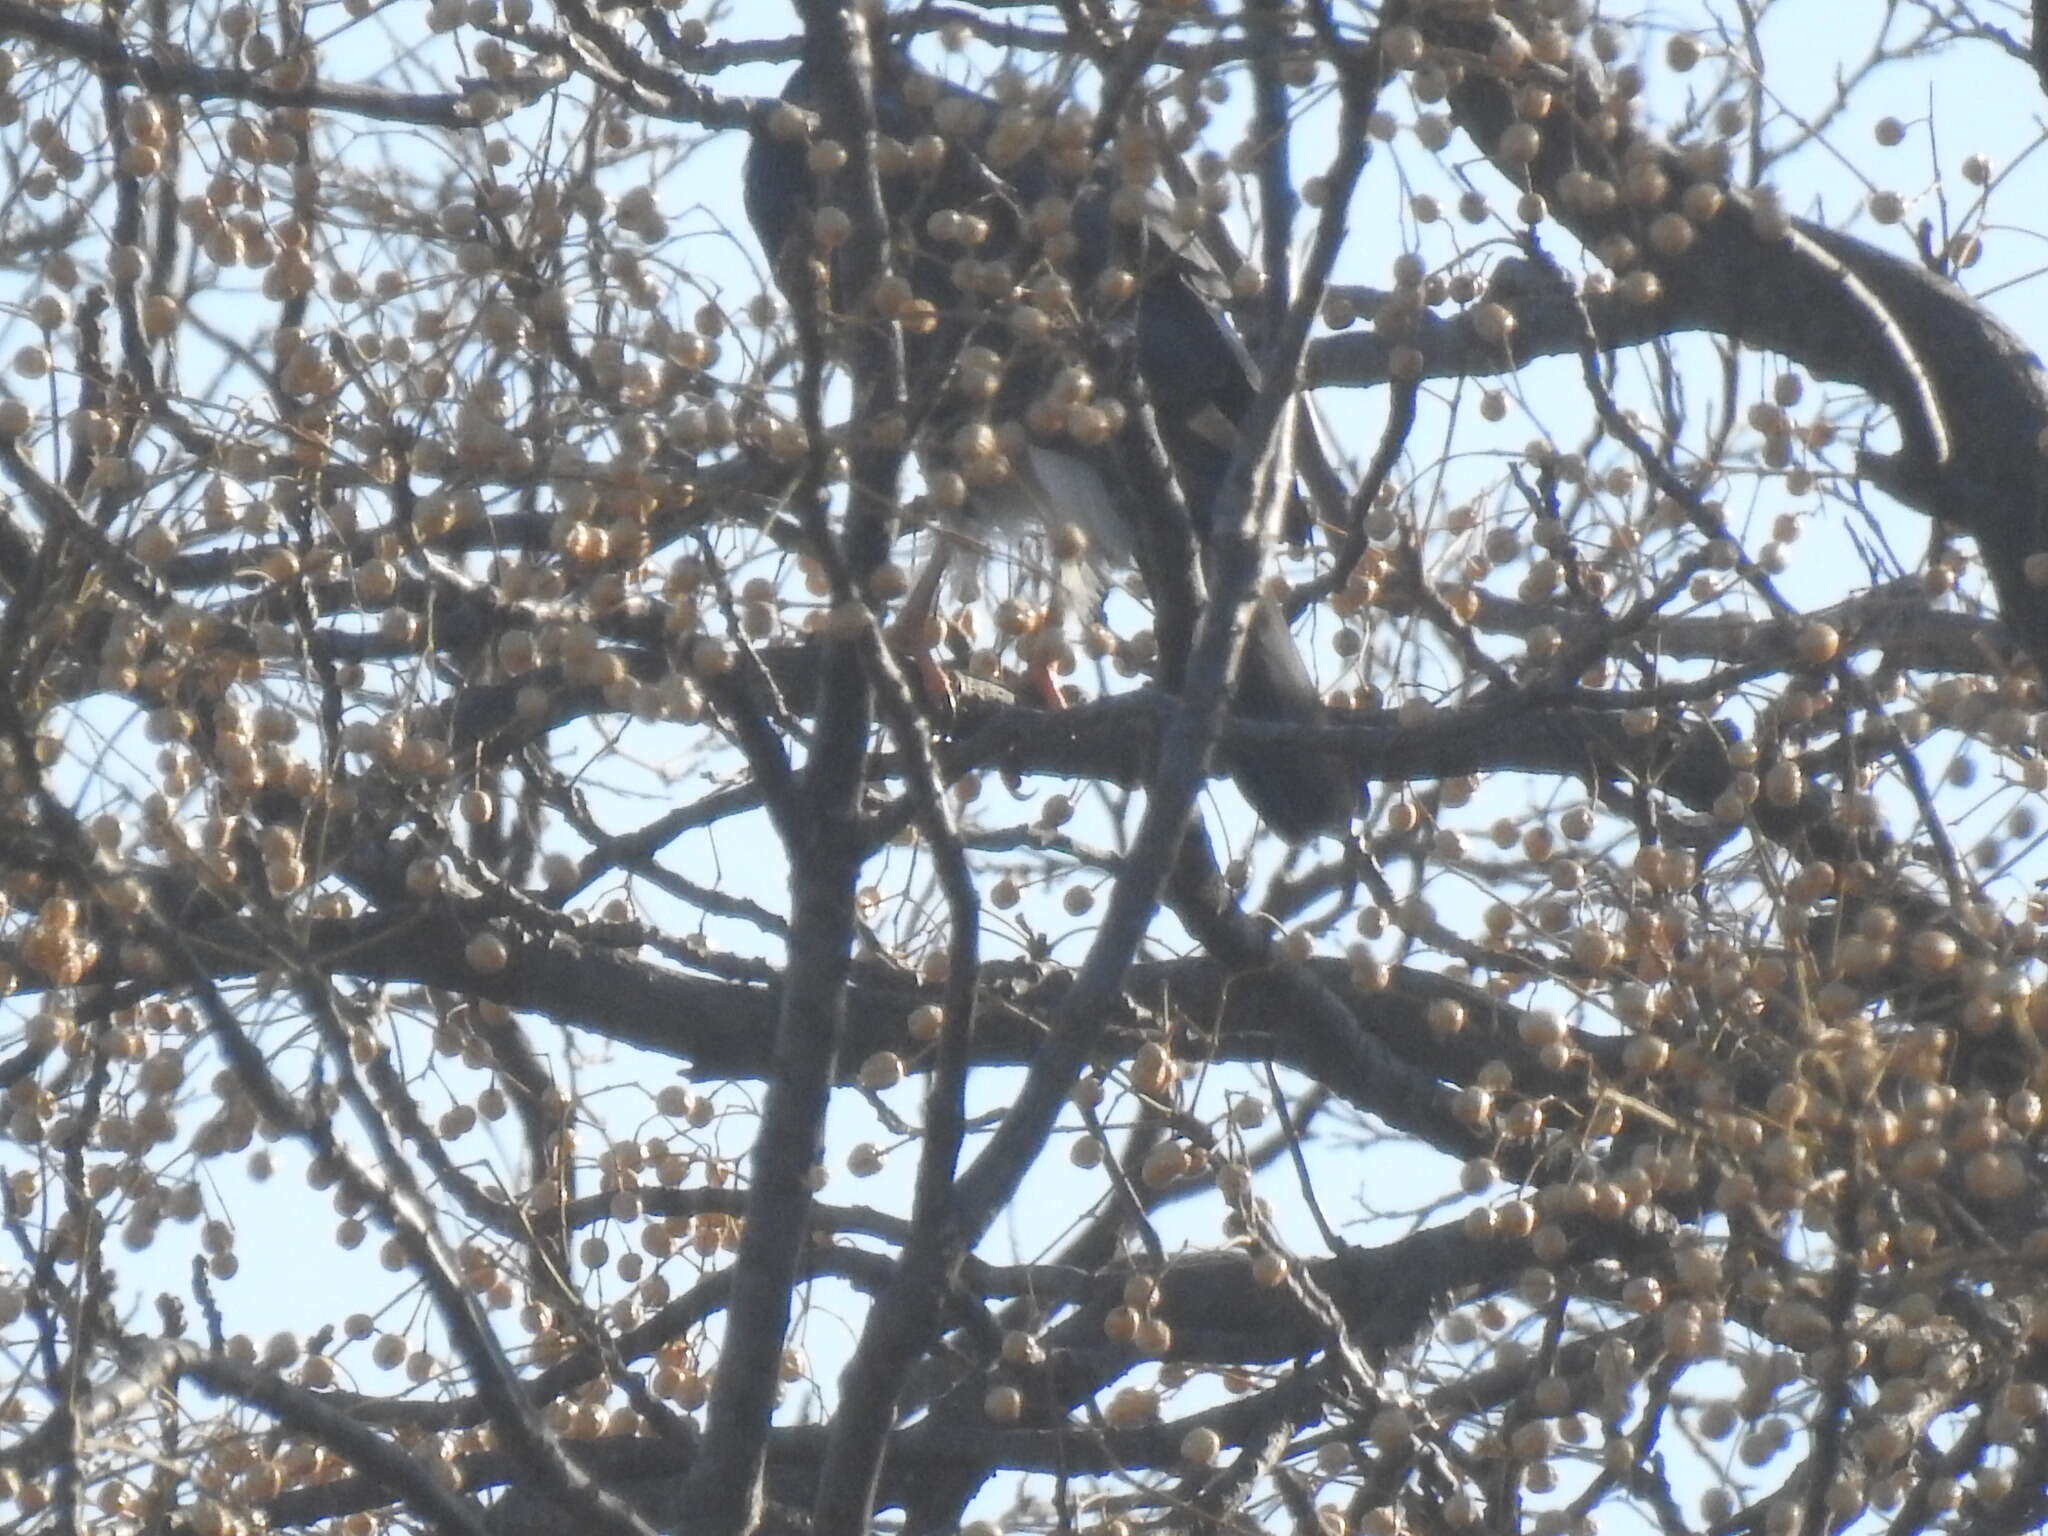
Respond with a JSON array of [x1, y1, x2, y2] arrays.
[[962, 444, 1133, 613]]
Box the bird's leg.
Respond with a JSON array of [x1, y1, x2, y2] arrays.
[[1017, 611, 1070, 710]]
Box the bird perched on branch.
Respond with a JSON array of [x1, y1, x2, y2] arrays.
[[743, 49, 1359, 842]]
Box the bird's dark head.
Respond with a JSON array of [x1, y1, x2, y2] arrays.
[[743, 52, 948, 290], [741, 74, 820, 291]]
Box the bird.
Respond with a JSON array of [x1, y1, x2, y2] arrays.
[[743, 50, 1358, 842]]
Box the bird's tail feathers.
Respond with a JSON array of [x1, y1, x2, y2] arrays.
[[1223, 600, 1359, 842]]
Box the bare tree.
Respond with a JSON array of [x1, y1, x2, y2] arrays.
[[3, 1, 2048, 1534]]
